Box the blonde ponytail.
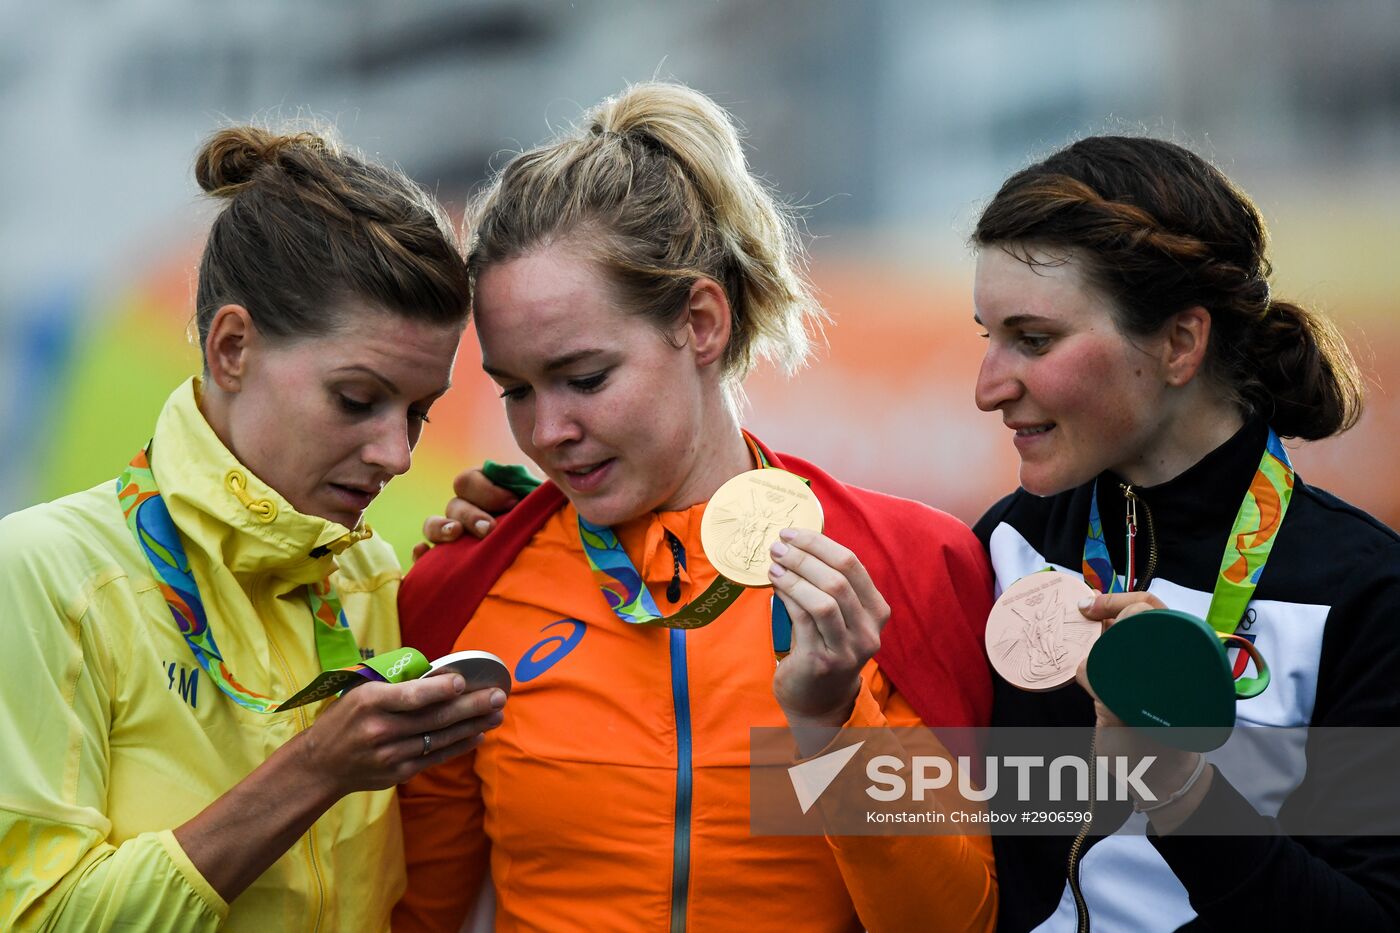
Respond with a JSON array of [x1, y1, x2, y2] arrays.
[[469, 81, 824, 385]]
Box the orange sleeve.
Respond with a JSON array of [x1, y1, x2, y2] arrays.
[[392, 748, 489, 933], [820, 666, 998, 933]]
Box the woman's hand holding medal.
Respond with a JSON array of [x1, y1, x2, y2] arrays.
[[1074, 592, 1214, 832], [418, 461, 897, 758], [768, 529, 891, 756], [173, 664, 508, 902], [291, 674, 507, 796]]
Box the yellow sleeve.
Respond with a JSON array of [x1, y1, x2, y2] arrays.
[[0, 512, 228, 932], [1, 822, 227, 932], [817, 664, 998, 933]]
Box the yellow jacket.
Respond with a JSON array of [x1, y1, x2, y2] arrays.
[[0, 378, 405, 931]]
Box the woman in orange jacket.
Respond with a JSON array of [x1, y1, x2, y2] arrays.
[[394, 82, 997, 932]]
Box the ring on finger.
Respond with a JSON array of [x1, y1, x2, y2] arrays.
[[421, 732, 432, 757]]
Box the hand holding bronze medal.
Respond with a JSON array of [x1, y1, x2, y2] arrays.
[[1074, 431, 1291, 751]]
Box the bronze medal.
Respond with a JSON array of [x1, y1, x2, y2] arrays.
[[985, 571, 1100, 691], [701, 469, 824, 586]]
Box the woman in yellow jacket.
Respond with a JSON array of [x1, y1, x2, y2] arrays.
[[0, 127, 503, 931]]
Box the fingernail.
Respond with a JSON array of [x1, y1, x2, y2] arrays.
[[769, 564, 786, 578], [474, 519, 492, 536], [1078, 597, 1094, 611], [488, 711, 505, 727], [442, 521, 458, 535], [451, 675, 466, 694], [771, 541, 789, 558], [489, 689, 507, 709], [779, 529, 796, 542]]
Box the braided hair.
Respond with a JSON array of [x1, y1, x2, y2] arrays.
[[193, 126, 471, 353], [973, 136, 1363, 440]]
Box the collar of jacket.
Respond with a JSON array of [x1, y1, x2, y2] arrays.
[[1094, 416, 1272, 545], [147, 376, 373, 585], [605, 429, 778, 583]]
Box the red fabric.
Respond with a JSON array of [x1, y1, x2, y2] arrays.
[[401, 439, 993, 729], [403, 481, 566, 661]]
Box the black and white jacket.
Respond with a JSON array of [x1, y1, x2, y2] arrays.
[[975, 418, 1400, 932]]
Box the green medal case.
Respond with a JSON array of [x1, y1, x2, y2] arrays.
[[1085, 608, 1268, 752]]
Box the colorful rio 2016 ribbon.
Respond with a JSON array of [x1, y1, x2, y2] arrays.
[[575, 436, 794, 655], [117, 446, 424, 712], [1081, 427, 1295, 638], [578, 518, 750, 630]]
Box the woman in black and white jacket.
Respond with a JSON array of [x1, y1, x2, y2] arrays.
[[971, 135, 1400, 932]]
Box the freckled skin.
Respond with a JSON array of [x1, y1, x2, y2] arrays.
[[973, 248, 1178, 496], [208, 304, 463, 529], [474, 247, 741, 526]]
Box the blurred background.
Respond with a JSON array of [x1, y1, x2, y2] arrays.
[[2, 0, 1398, 563]]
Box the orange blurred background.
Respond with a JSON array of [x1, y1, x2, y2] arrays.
[[30, 231, 1398, 567]]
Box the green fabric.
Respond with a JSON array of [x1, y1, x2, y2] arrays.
[[481, 460, 543, 499]]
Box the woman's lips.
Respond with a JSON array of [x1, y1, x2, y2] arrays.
[[558, 458, 615, 493], [327, 482, 376, 512], [1011, 423, 1055, 452]]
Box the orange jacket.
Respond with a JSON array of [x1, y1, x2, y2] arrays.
[[395, 444, 996, 932]]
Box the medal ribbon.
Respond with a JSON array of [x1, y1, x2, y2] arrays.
[[577, 438, 795, 653], [117, 446, 418, 712], [1081, 427, 1295, 637], [578, 521, 748, 630], [1082, 489, 1127, 595]]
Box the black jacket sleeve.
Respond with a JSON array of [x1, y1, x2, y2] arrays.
[[1149, 547, 1400, 930]]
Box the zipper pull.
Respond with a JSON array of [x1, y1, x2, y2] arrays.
[[1121, 484, 1139, 591], [665, 531, 684, 604]]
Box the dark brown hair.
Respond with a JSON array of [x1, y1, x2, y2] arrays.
[[194, 126, 471, 354], [467, 82, 824, 390], [973, 135, 1363, 440]]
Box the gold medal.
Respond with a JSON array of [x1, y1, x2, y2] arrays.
[[985, 571, 1100, 692], [701, 469, 824, 586]]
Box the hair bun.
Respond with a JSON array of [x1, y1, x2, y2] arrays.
[[1247, 298, 1364, 439], [195, 126, 329, 196]]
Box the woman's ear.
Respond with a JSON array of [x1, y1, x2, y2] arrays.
[[681, 278, 733, 369], [1163, 305, 1212, 387], [205, 304, 257, 392]]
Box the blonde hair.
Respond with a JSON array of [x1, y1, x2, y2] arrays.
[[468, 82, 824, 388]]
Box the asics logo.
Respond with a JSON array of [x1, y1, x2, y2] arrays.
[[516, 619, 587, 682]]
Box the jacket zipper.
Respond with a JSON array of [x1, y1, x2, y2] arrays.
[[1068, 487, 1160, 929], [1119, 485, 1159, 591], [263, 582, 327, 933], [668, 626, 694, 933], [1067, 730, 1097, 933]]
